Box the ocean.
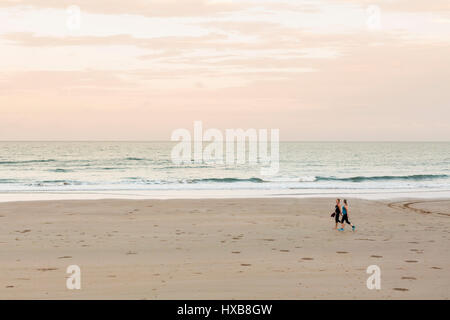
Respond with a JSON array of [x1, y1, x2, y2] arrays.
[[0, 142, 449, 199]]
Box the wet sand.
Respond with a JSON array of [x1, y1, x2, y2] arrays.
[[0, 198, 449, 299]]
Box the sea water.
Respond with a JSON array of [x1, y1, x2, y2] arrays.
[[0, 142, 449, 199]]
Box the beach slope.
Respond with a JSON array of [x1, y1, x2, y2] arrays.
[[0, 198, 449, 299]]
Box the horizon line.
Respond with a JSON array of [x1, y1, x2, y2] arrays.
[[0, 140, 449, 143]]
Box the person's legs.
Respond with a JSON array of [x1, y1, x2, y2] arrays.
[[341, 215, 351, 230], [344, 215, 350, 224], [344, 215, 355, 230], [337, 214, 344, 231], [348, 216, 355, 230], [335, 214, 340, 229]]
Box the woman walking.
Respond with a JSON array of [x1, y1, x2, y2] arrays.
[[332, 198, 341, 229], [339, 199, 355, 231]]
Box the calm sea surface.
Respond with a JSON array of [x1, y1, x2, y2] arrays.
[[0, 142, 449, 195]]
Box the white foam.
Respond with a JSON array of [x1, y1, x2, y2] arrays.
[[1, 188, 449, 202]]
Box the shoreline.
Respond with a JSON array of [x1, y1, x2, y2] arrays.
[[1, 197, 449, 299], [1, 188, 450, 203]]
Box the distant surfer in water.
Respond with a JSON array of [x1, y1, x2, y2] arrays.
[[338, 199, 355, 231], [331, 198, 341, 229]]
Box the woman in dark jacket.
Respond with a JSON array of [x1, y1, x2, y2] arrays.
[[332, 198, 341, 229]]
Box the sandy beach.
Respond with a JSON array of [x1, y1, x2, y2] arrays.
[[0, 197, 449, 299]]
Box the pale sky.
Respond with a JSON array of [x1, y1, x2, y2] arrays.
[[0, 0, 449, 141]]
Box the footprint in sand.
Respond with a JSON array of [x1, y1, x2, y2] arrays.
[[261, 239, 275, 242], [431, 267, 442, 270], [126, 251, 137, 255], [241, 264, 252, 266], [371, 255, 383, 258], [405, 260, 418, 263], [37, 268, 58, 272], [58, 256, 72, 259], [280, 250, 290, 252], [232, 251, 241, 254], [16, 230, 31, 234], [393, 288, 409, 291], [6, 285, 14, 288], [301, 257, 314, 261], [336, 251, 348, 254], [402, 277, 417, 280]]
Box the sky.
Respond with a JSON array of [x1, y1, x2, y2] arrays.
[[0, 0, 449, 141]]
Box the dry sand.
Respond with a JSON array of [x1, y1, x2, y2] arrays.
[[0, 198, 449, 299]]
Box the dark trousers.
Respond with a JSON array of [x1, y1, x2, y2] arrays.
[[341, 214, 351, 225]]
